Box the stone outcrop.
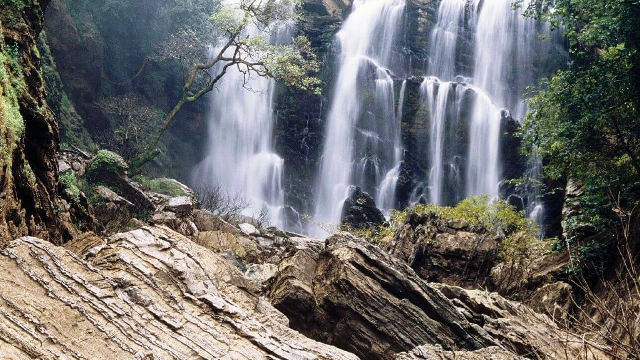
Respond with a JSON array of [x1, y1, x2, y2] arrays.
[[340, 186, 386, 229], [384, 211, 498, 288], [263, 232, 607, 360], [269, 232, 496, 359], [0, 225, 358, 359]]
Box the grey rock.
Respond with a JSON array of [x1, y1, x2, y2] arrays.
[[239, 222, 260, 236]]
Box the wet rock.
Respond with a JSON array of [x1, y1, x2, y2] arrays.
[[341, 186, 386, 229]]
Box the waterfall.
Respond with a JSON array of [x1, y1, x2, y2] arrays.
[[428, 0, 466, 81], [312, 0, 405, 232], [376, 79, 407, 212], [192, 15, 294, 228], [422, 0, 470, 206], [418, 0, 558, 206]]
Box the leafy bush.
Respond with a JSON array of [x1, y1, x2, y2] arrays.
[[393, 196, 538, 238], [87, 150, 127, 184], [59, 171, 81, 204], [133, 176, 186, 197]]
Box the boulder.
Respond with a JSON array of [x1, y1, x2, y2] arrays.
[[93, 185, 135, 209], [193, 208, 238, 233], [384, 212, 498, 288], [165, 195, 195, 215], [341, 186, 386, 229], [239, 222, 261, 236], [0, 226, 358, 359]]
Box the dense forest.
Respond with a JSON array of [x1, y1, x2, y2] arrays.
[[0, 0, 639, 358]]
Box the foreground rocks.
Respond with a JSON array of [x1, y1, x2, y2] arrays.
[[0, 226, 358, 359], [265, 232, 608, 360]]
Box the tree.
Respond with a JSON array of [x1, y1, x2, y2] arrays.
[[98, 93, 163, 162], [131, 0, 320, 170], [521, 0, 640, 218]]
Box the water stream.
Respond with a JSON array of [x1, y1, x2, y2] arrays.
[[311, 0, 405, 233]]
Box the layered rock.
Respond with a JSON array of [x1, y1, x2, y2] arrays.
[[0, 225, 358, 359], [383, 211, 498, 288]]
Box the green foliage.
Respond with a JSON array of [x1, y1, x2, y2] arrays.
[[340, 222, 393, 246], [87, 150, 127, 183], [521, 0, 640, 239], [133, 175, 187, 196], [59, 171, 81, 204], [0, 31, 26, 165], [395, 196, 539, 238]]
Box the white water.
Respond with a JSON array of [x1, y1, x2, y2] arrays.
[[193, 13, 294, 228], [428, 0, 466, 81], [420, 0, 555, 206], [312, 0, 405, 232]]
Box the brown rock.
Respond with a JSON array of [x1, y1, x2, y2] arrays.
[[0, 226, 359, 359], [384, 212, 498, 288]]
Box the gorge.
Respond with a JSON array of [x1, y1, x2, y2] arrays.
[[2, 0, 639, 358]]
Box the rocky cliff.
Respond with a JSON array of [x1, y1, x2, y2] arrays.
[[0, 0, 72, 245]]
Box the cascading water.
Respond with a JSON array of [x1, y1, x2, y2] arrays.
[[419, 0, 560, 212], [468, 0, 561, 217], [428, 0, 466, 81], [312, 0, 405, 232], [193, 14, 294, 228]]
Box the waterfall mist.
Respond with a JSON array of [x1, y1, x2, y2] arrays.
[[193, 15, 294, 229]]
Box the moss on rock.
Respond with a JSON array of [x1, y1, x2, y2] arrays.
[[87, 149, 128, 184]]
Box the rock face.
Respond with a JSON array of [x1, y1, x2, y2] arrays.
[[0, 0, 72, 244], [341, 187, 386, 229], [0, 226, 358, 359], [384, 211, 498, 288], [269, 233, 496, 360]]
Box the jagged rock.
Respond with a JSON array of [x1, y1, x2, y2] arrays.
[[384, 212, 498, 288], [94, 185, 135, 209], [245, 263, 279, 287], [194, 231, 261, 264], [58, 160, 72, 173], [341, 187, 386, 229], [527, 281, 574, 320], [0, 0, 71, 244], [434, 284, 608, 360], [150, 210, 178, 227], [119, 177, 155, 210], [395, 345, 527, 360], [193, 209, 239, 233], [0, 226, 359, 359], [269, 232, 497, 359], [165, 195, 195, 214]]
